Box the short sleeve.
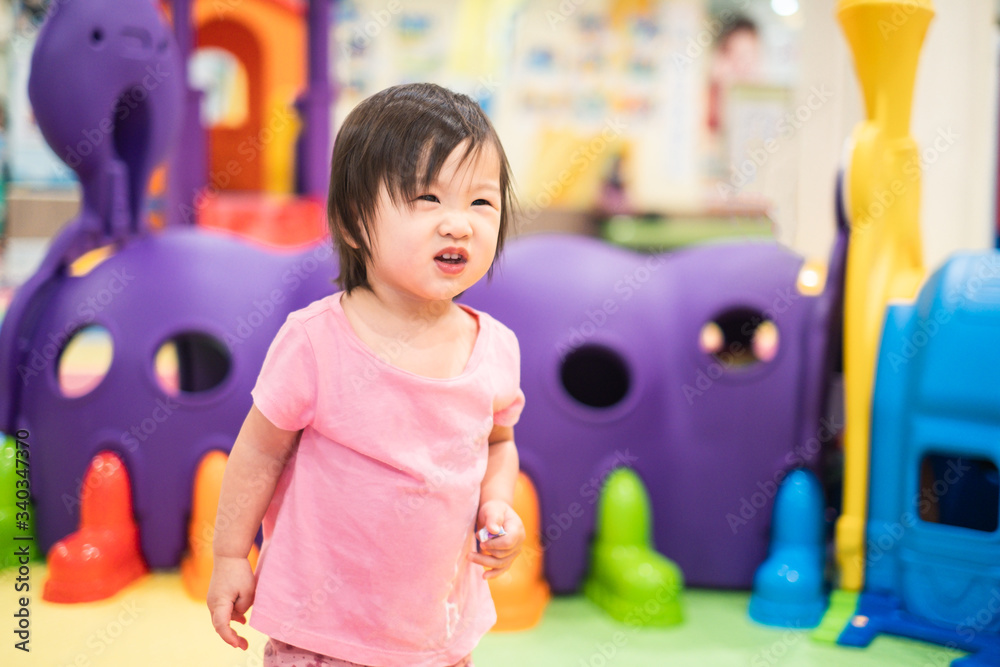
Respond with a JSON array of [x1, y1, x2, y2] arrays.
[[493, 387, 525, 427], [251, 317, 318, 432], [492, 324, 526, 427]]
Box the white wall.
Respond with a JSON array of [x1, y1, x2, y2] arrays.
[[791, 0, 998, 270]]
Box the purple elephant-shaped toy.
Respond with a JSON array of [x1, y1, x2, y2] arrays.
[[0, 0, 336, 601]]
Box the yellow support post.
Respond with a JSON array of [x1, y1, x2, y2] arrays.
[[835, 0, 932, 591]]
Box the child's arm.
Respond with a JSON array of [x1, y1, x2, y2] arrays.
[[207, 404, 301, 650], [468, 424, 525, 579]]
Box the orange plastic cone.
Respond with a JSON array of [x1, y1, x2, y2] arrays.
[[181, 450, 259, 600], [43, 452, 148, 603], [488, 473, 550, 631]]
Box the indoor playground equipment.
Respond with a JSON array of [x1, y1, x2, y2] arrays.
[[834, 0, 930, 597], [187, 0, 307, 194], [745, 1, 1000, 665], [0, 0, 337, 601], [747, 468, 827, 628], [3, 0, 998, 662], [460, 220, 846, 613], [1, 0, 850, 623], [843, 253, 1000, 663], [168, 0, 332, 245]]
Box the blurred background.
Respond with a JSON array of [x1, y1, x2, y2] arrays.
[[0, 0, 996, 287]]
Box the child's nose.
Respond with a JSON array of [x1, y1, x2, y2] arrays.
[[438, 209, 472, 238]]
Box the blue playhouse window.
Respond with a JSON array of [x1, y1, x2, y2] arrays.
[[918, 453, 999, 533]]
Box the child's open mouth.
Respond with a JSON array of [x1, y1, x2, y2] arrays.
[[434, 249, 468, 274]]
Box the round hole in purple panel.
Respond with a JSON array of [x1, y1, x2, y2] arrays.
[[57, 325, 114, 398], [700, 307, 780, 370], [559, 343, 631, 408], [154, 332, 231, 396]]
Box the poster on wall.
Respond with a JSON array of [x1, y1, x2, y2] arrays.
[[503, 0, 699, 215], [333, 0, 514, 125], [7, 0, 76, 187]]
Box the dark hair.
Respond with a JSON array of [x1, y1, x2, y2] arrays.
[[327, 82, 515, 294], [716, 15, 758, 49]]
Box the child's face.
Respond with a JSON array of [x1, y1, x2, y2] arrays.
[[365, 139, 502, 304]]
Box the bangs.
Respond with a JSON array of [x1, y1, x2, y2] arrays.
[[383, 113, 495, 208], [327, 82, 516, 294]]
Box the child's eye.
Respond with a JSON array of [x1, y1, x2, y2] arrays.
[[417, 194, 439, 203], [472, 198, 493, 207]]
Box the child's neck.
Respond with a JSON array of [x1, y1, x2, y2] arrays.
[[340, 287, 479, 379], [342, 287, 457, 339]]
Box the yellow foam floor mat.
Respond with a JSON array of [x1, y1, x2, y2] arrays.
[[0, 564, 964, 666]]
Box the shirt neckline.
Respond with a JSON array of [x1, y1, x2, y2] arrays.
[[330, 291, 488, 382]]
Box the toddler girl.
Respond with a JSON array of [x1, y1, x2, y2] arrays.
[[207, 82, 526, 667]]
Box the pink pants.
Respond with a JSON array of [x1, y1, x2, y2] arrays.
[[262, 639, 474, 667]]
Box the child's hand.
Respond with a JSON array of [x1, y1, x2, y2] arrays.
[[207, 555, 257, 650], [469, 499, 525, 579]]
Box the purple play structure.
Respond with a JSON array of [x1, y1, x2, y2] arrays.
[[0, 0, 337, 568], [461, 228, 844, 590], [0, 0, 844, 605]]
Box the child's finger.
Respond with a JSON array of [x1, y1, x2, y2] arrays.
[[479, 544, 519, 559], [470, 550, 519, 573], [233, 590, 256, 616], [211, 604, 245, 649], [468, 551, 504, 569], [484, 566, 512, 580], [481, 534, 517, 551]]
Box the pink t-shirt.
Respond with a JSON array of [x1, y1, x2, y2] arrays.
[[248, 291, 525, 667]]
